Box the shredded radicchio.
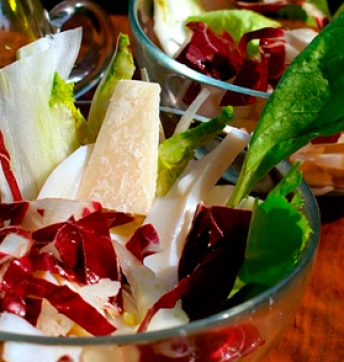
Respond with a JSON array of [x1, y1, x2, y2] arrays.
[[176, 22, 288, 107], [0, 200, 136, 336], [0, 133, 263, 358]]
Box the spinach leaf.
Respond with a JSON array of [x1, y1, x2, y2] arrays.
[[229, 14, 344, 207]]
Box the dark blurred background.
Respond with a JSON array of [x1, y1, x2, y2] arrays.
[[42, 0, 342, 17], [42, 1, 129, 14]]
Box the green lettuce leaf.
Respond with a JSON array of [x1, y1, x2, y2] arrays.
[[229, 14, 344, 207], [238, 164, 312, 286], [87, 33, 135, 143], [157, 106, 234, 196]]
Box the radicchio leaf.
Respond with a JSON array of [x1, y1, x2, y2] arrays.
[[238, 27, 286, 80], [311, 133, 341, 144], [0, 129, 22, 202], [125, 223, 161, 263], [54, 211, 120, 284], [26, 277, 117, 336], [194, 324, 264, 360], [138, 276, 191, 332], [0, 201, 29, 226], [220, 58, 269, 106], [178, 203, 252, 320], [176, 22, 243, 80]]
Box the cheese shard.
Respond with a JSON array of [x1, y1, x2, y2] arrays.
[[76, 79, 161, 215]]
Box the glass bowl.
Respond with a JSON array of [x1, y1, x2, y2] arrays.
[[128, 0, 271, 129], [0, 106, 320, 362]]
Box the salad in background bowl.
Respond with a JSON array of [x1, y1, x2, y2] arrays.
[[128, 0, 328, 124], [3, 11, 344, 360], [129, 0, 344, 194]]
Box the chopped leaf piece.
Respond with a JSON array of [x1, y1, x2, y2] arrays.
[[157, 106, 234, 196]]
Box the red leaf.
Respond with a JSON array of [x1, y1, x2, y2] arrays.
[[24, 297, 43, 326], [0, 201, 29, 226], [125, 223, 160, 262], [220, 58, 269, 106], [0, 129, 22, 201], [1, 256, 32, 297], [1, 292, 26, 317], [26, 277, 117, 336], [54, 220, 82, 270], [76, 211, 119, 283], [195, 324, 264, 360], [176, 22, 243, 80], [178, 204, 252, 320], [138, 276, 191, 333], [311, 133, 341, 144]]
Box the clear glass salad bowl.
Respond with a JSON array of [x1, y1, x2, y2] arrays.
[[0, 106, 320, 362], [128, 0, 271, 127]]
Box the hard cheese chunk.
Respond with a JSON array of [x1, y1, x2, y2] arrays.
[[76, 80, 161, 215]]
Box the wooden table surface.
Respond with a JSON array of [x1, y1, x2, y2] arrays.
[[110, 14, 344, 362]]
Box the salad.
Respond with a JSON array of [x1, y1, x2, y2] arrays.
[[153, 0, 328, 107], [152, 0, 344, 193], [0, 10, 343, 360]]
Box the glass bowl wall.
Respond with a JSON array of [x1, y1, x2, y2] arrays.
[[128, 0, 270, 127]]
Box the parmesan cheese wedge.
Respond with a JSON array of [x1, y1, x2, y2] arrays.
[[76, 79, 161, 215]]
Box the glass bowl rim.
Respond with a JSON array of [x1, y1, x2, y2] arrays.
[[128, 0, 271, 100], [0, 106, 320, 346]]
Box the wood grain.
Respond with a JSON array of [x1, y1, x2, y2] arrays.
[[267, 197, 344, 361]]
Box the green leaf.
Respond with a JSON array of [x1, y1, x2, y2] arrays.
[[238, 164, 312, 286], [87, 33, 135, 142], [50, 73, 90, 145], [333, 2, 344, 18], [305, 0, 332, 18], [277, 4, 309, 22], [157, 106, 234, 196], [228, 14, 344, 207]]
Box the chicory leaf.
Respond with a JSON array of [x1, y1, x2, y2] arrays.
[[87, 33, 136, 142], [157, 106, 234, 197], [0, 29, 85, 201], [229, 14, 344, 207]]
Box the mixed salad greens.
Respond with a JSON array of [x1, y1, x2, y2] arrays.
[[153, 0, 339, 107], [0, 10, 343, 361], [152, 0, 344, 192]]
